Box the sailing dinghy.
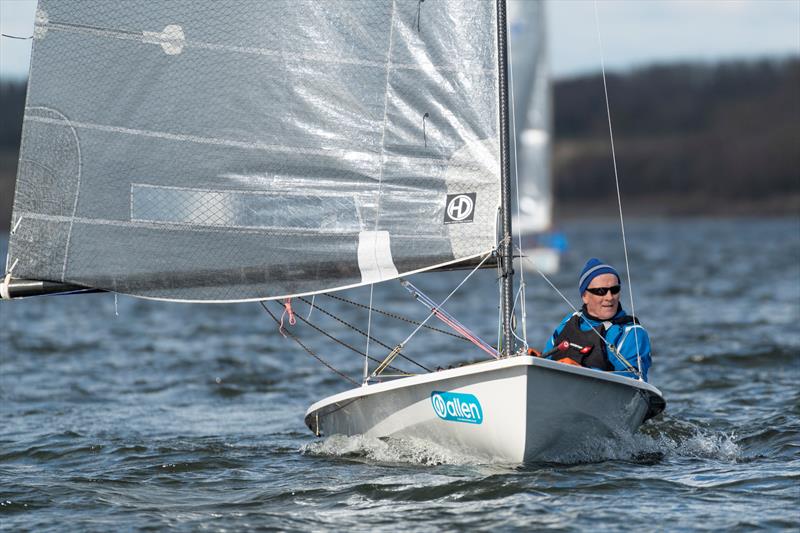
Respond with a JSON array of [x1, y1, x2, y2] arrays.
[[306, 355, 664, 463], [2, 0, 664, 463]]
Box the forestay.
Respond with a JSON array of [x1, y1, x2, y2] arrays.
[[7, 0, 502, 302]]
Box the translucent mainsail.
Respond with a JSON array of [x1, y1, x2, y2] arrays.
[[7, 0, 501, 302]]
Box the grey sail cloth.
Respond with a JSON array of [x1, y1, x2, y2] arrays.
[[508, 0, 551, 233], [7, 0, 502, 302]]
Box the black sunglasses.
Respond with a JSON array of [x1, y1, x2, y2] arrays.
[[585, 285, 621, 296]]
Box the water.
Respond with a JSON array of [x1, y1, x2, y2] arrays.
[[2, 217, 798, 531]]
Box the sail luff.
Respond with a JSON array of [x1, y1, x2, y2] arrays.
[[496, 0, 515, 357]]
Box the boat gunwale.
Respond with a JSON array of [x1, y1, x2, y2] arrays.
[[304, 355, 663, 418]]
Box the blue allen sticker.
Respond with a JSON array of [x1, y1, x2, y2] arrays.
[[431, 391, 483, 424]]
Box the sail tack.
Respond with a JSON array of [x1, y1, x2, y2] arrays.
[[8, 0, 503, 301]]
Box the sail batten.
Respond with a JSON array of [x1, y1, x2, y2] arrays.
[[7, 0, 503, 302]]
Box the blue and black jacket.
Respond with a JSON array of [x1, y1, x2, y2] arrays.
[[543, 305, 652, 381]]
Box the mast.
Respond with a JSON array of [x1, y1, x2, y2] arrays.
[[496, 0, 515, 356]]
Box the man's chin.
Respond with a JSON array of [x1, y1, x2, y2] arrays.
[[597, 309, 616, 319]]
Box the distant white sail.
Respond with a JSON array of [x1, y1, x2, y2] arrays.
[[7, 0, 503, 302], [508, 0, 551, 233]]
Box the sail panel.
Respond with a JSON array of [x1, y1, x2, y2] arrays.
[[8, 0, 501, 301]]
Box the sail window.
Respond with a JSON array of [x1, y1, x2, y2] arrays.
[[131, 184, 360, 232]]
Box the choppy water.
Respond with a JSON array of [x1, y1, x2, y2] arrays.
[[2, 217, 798, 531]]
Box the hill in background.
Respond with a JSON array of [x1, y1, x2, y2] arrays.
[[552, 58, 799, 216], [0, 57, 798, 230]]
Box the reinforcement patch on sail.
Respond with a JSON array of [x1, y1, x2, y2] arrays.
[[7, 0, 501, 301], [357, 231, 399, 284]]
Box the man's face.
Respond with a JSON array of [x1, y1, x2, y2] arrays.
[[581, 273, 620, 320]]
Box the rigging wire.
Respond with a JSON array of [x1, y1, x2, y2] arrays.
[[398, 252, 493, 352], [1, 33, 33, 40], [288, 300, 410, 375], [593, 1, 642, 379], [363, 0, 399, 383], [401, 280, 499, 359], [506, 16, 528, 348], [322, 293, 471, 341], [306, 294, 315, 319], [518, 247, 638, 374], [364, 284, 375, 383], [296, 296, 431, 373], [259, 302, 358, 386], [510, 284, 529, 349]]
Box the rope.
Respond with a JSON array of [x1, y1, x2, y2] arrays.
[[371, 344, 402, 378], [323, 293, 471, 342], [288, 301, 409, 375], [1, 33, 32, 40], [296, 296, 431, 373], [279, 298, 296, 334], [305, 295, 316, 319], [259, 302, 358, 386], [401, 280, 499, 359], [511, 283, 529, 350], [396, 252, 492, 351], [593, 1, 642, 379]]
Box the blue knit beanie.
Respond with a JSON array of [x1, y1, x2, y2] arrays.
[[578, 258, 620, 295]]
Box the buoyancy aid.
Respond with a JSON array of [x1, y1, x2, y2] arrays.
[[551, 309, 639, 371]]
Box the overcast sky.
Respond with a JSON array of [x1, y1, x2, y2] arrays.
[[1, 0, 798, 80]]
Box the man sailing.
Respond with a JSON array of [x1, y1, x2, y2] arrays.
[[543, 258, 652, 381]]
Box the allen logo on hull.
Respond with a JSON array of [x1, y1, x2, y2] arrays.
[[431, 391, 483, 424]]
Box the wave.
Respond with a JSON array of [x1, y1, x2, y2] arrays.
[[301, 434, 484, 466], [300, 417, 742, 467]]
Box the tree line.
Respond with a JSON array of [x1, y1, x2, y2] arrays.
[[552, 58, 799, 213]]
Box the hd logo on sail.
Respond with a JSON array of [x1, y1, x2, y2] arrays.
[[431, 391, 483, 424]]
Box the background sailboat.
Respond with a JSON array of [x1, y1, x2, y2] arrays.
[[508, 0, 566, 274]]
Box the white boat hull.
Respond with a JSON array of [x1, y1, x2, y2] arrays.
[[305, 356, 665, 463]]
